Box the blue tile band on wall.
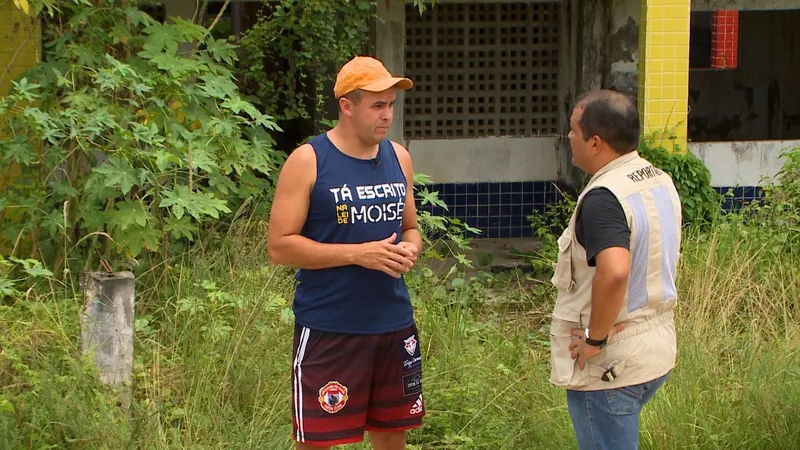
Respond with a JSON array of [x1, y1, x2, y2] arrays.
[[416, 181, 564, 239], [416, 183, 764, 240], [715, 186, 764, 210]]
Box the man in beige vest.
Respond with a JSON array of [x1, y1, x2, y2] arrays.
[[549, 90, 682, 449]]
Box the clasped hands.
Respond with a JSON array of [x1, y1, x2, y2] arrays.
[[358, 232, 419, 278]]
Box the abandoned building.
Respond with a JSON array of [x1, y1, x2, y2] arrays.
[[379, 0, 800, 237]]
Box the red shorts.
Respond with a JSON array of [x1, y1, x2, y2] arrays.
[[291, 323, 425, 447]]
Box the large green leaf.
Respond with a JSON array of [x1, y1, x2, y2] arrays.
[[199, 74, 238, 99], [159, 186, 231, 221], [141, 21, 183, 55], [110, 200, 151, 232], [93, 157, 140, 195], [9, 257, 54, 278], [164, 216, 197, 241], [115, 224, 163, 258], [204, 38, 238, 65], [0, 136, 36, 166]]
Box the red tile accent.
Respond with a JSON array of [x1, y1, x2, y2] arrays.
[[712, 10, 739, 69]]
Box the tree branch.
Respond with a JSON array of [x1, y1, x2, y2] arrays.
[[205, 0, 231, 34]]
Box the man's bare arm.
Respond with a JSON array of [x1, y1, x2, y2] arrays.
[[267, 145, 357, 269], [588, 247, 631, 340], [392, 141, 423, 257], [267, 144, 415, 276]]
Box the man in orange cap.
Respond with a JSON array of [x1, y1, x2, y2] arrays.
[[267, 56, 425, 449]]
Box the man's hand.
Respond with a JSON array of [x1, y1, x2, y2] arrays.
[[568, 322, 626, 370], [397, 241, 420, 262], [356, 233, 415, 278]]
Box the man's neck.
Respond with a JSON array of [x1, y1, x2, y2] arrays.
[[327, 125, 379, 160], [588, 149, 628, 175]]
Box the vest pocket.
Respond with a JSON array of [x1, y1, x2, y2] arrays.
[[549, 318, 578, 386], [550, 231, 575, 292]]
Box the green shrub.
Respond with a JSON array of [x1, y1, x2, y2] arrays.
[[0, 1, 283, 273], [637, 130, 722, 226], [742, 145, 800, 252], [527, 190, 575, 279]]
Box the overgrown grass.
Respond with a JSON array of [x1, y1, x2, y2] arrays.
[[1, 215, 799, 449]]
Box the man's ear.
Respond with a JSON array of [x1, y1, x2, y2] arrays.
[[339, 97, 354, 117], [590, 135, 602, 155]]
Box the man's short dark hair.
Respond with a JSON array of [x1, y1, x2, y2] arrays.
[[575, 90, 640, 154], [340, 89, 363, 104], [338, 89, 363, 113]]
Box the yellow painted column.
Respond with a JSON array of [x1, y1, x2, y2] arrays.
[[638, 0, 690, 152], [0, 0, 40, 96], [0, 1, 40, 255]]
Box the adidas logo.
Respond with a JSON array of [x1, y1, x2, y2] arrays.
[[409, 394, 424, 415]]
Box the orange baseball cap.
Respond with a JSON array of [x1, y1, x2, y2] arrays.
[[334, 56, 413, 99]]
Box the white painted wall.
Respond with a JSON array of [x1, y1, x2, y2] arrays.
[[407, 137, 559, 183], [688, 140, 799, 186], [408, 138, 795, 186]]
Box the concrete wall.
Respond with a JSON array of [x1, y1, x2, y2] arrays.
[[378, 0, 642, 188], [386, 0, 563, 185], [608, 0, 639, 97], [407, 137, 559, 183], [688, 10, 800, 141], [689, 140, 799, 187], [376, 1, 405, 146]]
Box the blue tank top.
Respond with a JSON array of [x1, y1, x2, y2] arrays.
[[292, 133, 414, 334]]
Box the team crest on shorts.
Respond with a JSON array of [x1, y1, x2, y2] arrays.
[[318, 381, 349, 414], [404, 335, 417, 356]]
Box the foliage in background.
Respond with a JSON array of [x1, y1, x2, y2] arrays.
[[0, 0, 283, 275], [236, 0, 373, 127], [235, 0, 437, 145], [413, 172, 482, 267], [526, 188, 575, 278], [740, 145, 800, 252], [637, 129, 722, 226]]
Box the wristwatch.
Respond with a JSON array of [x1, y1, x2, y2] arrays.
[[584, 328, 608, 348]]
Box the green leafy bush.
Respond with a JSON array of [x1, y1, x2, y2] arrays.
[[739, 145, 800, 252], [765, 146, 800, 210], [527, 190, 575, 279], [637, 130, 721, 226], [0, 1, 282, 272], [413, 173, 482, 267], [237, 0, 373, 125]]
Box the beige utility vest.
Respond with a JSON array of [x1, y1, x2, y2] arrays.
[[549, 151, 682, 391]]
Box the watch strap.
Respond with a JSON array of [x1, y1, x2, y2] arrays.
[[584, 328, 608, 347]]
